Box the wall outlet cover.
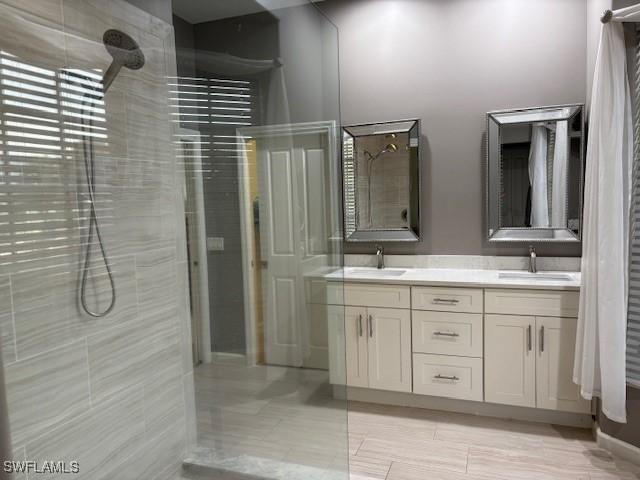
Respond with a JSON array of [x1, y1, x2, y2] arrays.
[[207, 237, 224, 251]]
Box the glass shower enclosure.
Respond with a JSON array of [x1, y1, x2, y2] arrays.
[[0, 0, 346, 479]]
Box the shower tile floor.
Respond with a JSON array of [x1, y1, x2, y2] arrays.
[[180, 362, 640, 480]]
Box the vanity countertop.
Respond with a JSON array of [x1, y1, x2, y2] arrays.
[[321, 267, 581, 291]]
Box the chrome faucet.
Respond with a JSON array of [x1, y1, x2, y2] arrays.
[[528, 246, 537, 273], [376, 245, 385, 269]]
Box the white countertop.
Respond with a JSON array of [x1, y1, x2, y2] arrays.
[[322, 267, 581, 291]]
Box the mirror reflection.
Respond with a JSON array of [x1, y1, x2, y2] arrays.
[[343, 120, 420, 242], [487, 105, 584, 242]]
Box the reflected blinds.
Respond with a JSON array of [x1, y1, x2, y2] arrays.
[[627, 26, 640, 387], [0, 49, 106, 271], [342, 136, 356, 236]]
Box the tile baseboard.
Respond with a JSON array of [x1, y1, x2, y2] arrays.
[[595, 423, 640, 466]]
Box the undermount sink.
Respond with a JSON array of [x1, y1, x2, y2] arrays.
[[498, 271, 574, 281], [344, 267, 407, 278]]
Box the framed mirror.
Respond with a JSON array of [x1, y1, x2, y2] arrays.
[[342, 119, 420, 242], [486, 104, 584, 243]]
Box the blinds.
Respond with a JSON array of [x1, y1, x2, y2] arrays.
[[168, 74, 258, 180], [0, 49, 106, 272], [626, 26, 640, 387]]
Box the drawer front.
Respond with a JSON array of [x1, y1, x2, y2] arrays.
[[412, 353, 483, 401], [412, 286, 483, 313], [344, 283, 410, 309], [485, 289, 579, 318], [412, 311, 483, 357]]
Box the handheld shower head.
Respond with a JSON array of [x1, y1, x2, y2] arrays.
[[384, 143, 398, 153], [101, 29, 145, 92]]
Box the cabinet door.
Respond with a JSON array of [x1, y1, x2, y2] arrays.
[[328, 305, 346, 385], [536, 317, 591, 413], [485, 314, 536, 407], [367, 308, 412, 392], [345, 306, 368, 387]]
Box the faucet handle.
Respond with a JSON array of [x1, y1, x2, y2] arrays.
[[376, 245, 383, 254], [529, 245, 536, 255]]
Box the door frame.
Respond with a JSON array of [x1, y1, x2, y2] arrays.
[[237, 121, 338, 366], [177, 128, 212, 364]]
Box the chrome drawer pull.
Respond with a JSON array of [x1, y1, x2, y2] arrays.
[[434, 374, 460, 381], [368, 315, 373, 337], [433, 331, 460, 337], [358, 314, 363, 337], [432, 298, 460, 304]]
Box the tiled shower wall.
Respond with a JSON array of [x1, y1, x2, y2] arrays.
[[0, 0, 195, 478]]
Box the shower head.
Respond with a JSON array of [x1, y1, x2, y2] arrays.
[[383, 143, 398, 153], [101, 29, 145, 92]]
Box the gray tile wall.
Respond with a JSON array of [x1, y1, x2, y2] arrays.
[[0, 0, 195, 477]]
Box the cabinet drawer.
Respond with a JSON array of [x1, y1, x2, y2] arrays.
[[485, 289, 579, 318], [412, 354, 483, 401], [344, 283, 410, 309], [412, 286, 483, 313], [412, 311, 483, 357]]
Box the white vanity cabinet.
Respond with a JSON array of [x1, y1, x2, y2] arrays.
[[411, 286, 484, 401], [343, 285, 412, 393], [484, 289, 590, 414], [326, 275, 589, 421]]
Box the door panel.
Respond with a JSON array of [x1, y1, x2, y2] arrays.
[[302, 147, 328, 256], [367, 307, 411, 392], [536, 317, 591, 413], [485, 314, 536, 407], [268, 151, 295, 255], [345, 306, 368, 387]]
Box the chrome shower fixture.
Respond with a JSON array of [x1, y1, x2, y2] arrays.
[[101, 29, 145, 91], [79, 29, 145, 318]]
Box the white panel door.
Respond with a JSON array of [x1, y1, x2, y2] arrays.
[[536, 317, 591, 413], [367, 307, 411, 392], [485, 314, 536, 408], [258, 132, 331, 367], [260, 146, 304, 366], [345, 306, 368, 388]]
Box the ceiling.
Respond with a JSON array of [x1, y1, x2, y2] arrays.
[[172, 0, 322, 24]]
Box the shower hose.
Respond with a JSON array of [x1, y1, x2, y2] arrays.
[[79, 92, 116, 317]]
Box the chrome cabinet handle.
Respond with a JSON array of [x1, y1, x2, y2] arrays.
[[368, 314, 373, 337], [358, 314, 363, 337], [432, 298, 460, 304], [434, 374, 460, 381], [527, 325, 532, 351], [540, 326, 545, 353], [433, 331, 460, 338]]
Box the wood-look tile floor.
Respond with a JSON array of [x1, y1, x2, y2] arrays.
[[348, 402, 640, 480], [188, 363, 639, 480]]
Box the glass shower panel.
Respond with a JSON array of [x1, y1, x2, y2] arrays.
[[173, 1, 347, 479], [0, 0, 196, 478]]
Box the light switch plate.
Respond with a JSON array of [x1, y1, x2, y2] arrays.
[[207, 237, 224, 251]]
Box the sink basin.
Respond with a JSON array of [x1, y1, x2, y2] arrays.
[[344, 267, 407, 278], [498, 271, 574, 281]]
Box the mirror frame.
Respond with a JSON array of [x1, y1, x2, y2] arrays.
[[486, 104, 584, 243], [342, 119, 421, 242]]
